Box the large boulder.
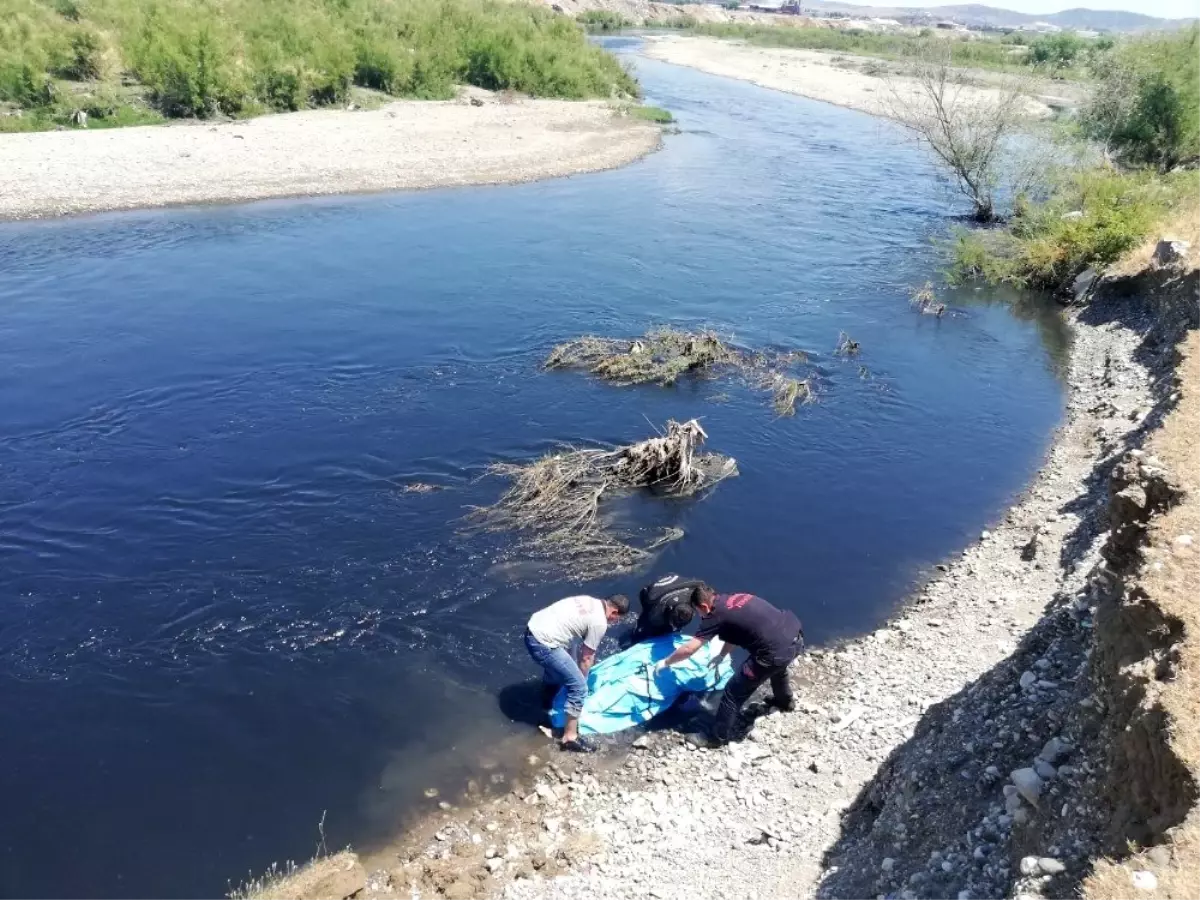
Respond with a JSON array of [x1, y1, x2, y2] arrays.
[[1152, 238, 1191, 268]]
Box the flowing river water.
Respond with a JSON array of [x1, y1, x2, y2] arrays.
[[0, 45, 1069, 897]]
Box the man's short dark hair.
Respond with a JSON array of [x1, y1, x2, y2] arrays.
[[691, 583, 716, 607], [668, 603, 695, 631], [606, 594, 630, 616]]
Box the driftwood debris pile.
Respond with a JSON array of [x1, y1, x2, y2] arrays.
[[471, 419, 736, 577], [545, 328, 815, 415]]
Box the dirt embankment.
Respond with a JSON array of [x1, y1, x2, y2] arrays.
[[252, 227, 1199, 900], [0, 90, 661, 221], [1081, 256, 1200, 900]]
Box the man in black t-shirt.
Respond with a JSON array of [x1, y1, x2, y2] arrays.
[[654, 584, 803, 744]]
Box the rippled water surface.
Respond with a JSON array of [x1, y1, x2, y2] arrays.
[[0, 47, 1068, 897]]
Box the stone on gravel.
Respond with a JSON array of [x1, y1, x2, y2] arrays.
[[1131, 870, 1159, 891], [1034, 759, 1057, 780], [1011, 768, 1043, 806], [1038, 737, 1071, 765], [1038, 857, 1065, 875]]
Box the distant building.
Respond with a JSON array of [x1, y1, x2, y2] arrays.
[[1018, 21, 1063, 33]]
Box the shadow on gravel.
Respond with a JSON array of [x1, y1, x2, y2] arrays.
[[1056, 271, 1197, 573], [815, 593, 1094, 900]]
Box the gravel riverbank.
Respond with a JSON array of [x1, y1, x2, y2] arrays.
[[0, 91, 660, 221], [262, 246, 1195, 900]]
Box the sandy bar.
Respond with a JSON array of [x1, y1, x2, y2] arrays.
[[0, 93, 661, 221], [643, 34, 1059, 118]]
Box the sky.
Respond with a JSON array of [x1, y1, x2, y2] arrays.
[[860, 0, 1199, 18]]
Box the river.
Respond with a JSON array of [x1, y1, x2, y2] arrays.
[[0, 46, 1068, 898]]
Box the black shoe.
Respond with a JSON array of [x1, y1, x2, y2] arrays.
[[769, 696, 796, 713], [561, 736, 598, 753], [684, 730, 726, 750]]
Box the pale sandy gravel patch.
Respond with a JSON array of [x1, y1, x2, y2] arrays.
[[642, 34, 1055, 120], [0, 94, 661, 221]]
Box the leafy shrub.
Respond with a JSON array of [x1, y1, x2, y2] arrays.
[[50, 27, 103, 79], [1028, 33, 1085, 69], [1082, 26, 1200, 171], [577, 10, 629, 32], [0, 60, 55, 106], [129, 19, 244, 117], [51, 0, 80, 19]]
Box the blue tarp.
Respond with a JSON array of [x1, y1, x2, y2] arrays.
[[550, 634, 734, 736]]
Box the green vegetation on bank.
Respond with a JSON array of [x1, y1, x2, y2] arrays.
[[684, 22, 1110, 76], [0, 0, 638, 131], [949, 27, 1199, 292], [628, 104, 673, 123], [952, 168, 1197, 289]]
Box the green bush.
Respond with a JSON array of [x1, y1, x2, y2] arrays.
[[577, 10, 629, 32], [0, 59, 56, 106], [0, 0, 640, 126], [1083, 26, 1200, 171], [50, 27, 103, 79], [1028, 33, 1085, 69]]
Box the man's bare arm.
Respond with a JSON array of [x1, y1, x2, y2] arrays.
[[658, 636, 710, 670], [578, 647, 596, 677]]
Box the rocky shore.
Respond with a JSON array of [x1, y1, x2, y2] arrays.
[[259, 240, 1197, 900], [0, 90, 661, 221]]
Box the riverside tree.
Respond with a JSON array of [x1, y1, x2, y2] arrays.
[[883, 46, 1033, 222]]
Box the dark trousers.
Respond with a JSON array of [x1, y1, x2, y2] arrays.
[[713, 641, 800, 742]]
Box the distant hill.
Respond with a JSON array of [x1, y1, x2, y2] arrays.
[[803, 0, 1196, 31]]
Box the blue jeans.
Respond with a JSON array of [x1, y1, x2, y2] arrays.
[[524, 630, 588, 717]]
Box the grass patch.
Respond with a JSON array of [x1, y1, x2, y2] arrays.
[[629, 104, 673, 124], [0, 0, 639, 130]]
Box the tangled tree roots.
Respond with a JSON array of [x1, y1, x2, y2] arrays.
[[471, 419, 736, 578], [546, 329, 739, 386], [768, 375, 814, 417], [545, 328, 816, 414]]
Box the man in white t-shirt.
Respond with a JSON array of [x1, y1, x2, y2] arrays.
[[524, 593, 629, 752]]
